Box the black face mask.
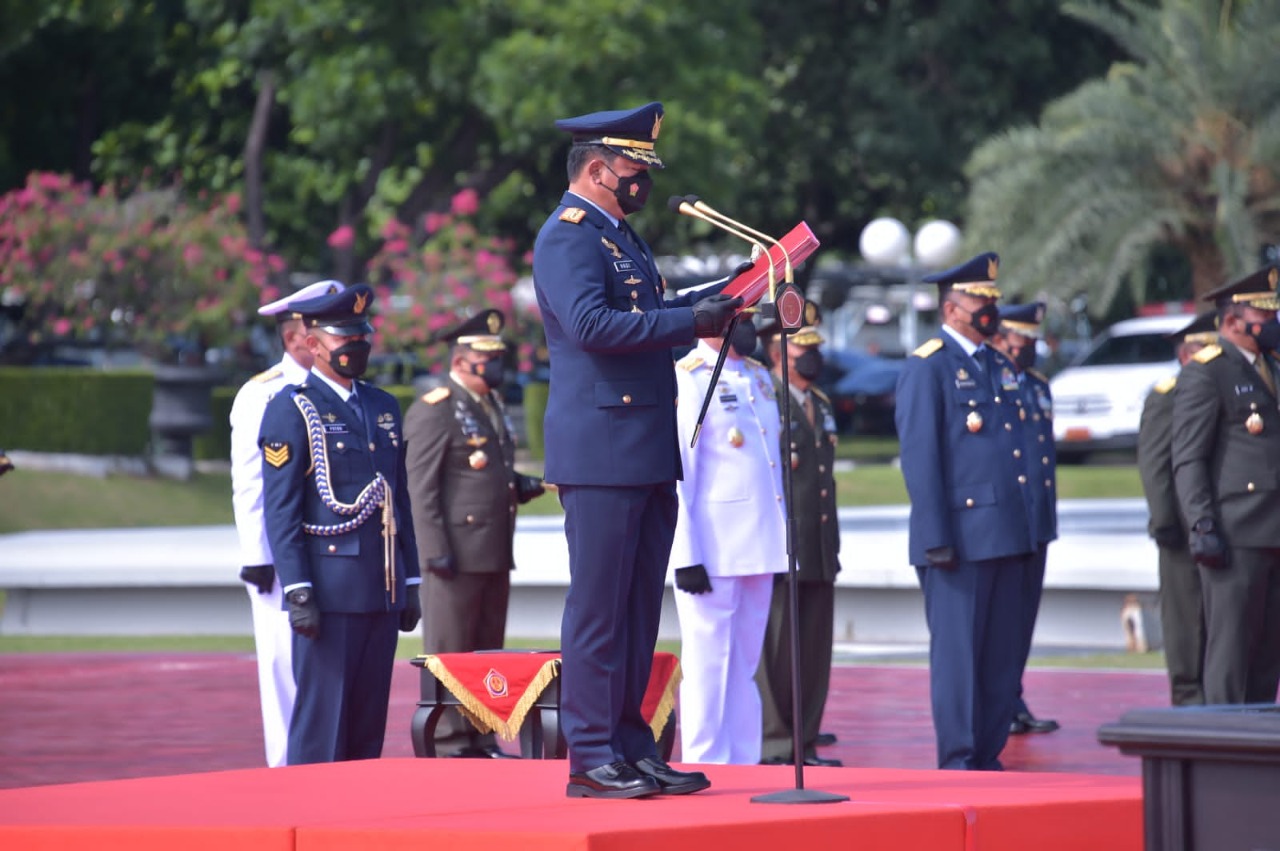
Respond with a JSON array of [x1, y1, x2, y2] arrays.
[[603, 163, 652, 215], [953, 300, 999, 338], [1248, 318, 1280, 352], [1011, 341, 1037, 371], [325, 339, 371, 379], [793, 349, 824, 381], [729, 321, 758, 357], [467, 358, 504, 390]]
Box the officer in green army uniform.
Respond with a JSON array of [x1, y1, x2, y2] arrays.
[[755, 308, 843, 767], [403, 309, 545, 757], [1137, 311, 1216, 706], [1172, 265, 1280, 705]]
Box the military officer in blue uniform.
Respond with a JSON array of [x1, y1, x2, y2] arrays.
[[229, 279, 346, 767], [532, 101, 741, 798], [1172, 265, 1280, 705], [894, 252, 1035, 770], [259, 283, 422, 764], [991, 302, 1060, 735]]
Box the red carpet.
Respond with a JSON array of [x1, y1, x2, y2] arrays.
[[0, 759, 1141, 851]]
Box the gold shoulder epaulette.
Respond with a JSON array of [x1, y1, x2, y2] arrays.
[[559, 207, 586, 224], [677, 352, 705, 371], [1193, 344, 1222, 364], [1026, 368, 1048, 384], [1153, 375, 1178, 394], [251, 367, 283, 383], [422, 386, 451, 405], [810, 386, 830, 404], [912, 338, 944, 359], [745, 356, 767, 370]]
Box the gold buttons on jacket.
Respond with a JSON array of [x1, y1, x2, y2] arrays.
[[966, 411, 983, 433], [1248, 482, 1256, 492], [466, 514, 475, 523], [368, 442, 376, 452], [1018, 475, 1027, 484], [820, 489, 828, 498], [328, 544, 337, 553], [336, 441, 345, 450], [622, 394, 633, 404], [965, 498, 975, 508], [1013, 449, 1021, 459]]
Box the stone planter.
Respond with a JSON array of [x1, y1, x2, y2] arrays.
[[148, 364, 224, 480]]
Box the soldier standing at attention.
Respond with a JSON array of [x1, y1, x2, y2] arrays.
[[532, 101, 741, 798], [756, 316, 843, 767], [229, 279, 345, 767], [403, 309, 545, 758], [260, 284, 422, 764], [991, 302, 1060, 736], [1138, 311, 1217, 706], [894, 252, 1035, 770], [1172, 265, 1280, 705]]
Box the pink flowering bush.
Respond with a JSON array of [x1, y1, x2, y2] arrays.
[[363, 190, 537, 374], [0, 172, 284, 363]]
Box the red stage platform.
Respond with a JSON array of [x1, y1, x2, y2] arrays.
[[0, 759, 1140, 851]]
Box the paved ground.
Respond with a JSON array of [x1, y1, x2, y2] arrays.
[[0, 652, 1169, 789]]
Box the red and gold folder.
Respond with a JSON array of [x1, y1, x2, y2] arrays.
[[721, 222, 821, 309]]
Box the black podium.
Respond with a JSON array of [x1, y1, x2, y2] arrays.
[[1098, 704, 1280, 851]]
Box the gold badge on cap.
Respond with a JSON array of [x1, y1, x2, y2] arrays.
[[469, 450, 489, 470], [728, 427, 745, 448], [487, 313, 501, 333], [966, 411, 984, 433], [353, 291, 368, 314]]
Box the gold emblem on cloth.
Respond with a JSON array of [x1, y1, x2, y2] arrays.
[[469, 450, 489, 470], [966, 411, 984, 433], [728, 427, 745, 448], [1247, 412, 1264, 435]]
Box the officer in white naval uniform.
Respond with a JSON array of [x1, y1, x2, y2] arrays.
[[229, 279, 345, 767], [670, 318, 787, 764]]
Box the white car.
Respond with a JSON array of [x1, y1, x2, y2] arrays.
[[1050, 313, 1195, 462]]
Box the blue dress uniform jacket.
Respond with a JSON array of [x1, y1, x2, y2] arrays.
[[1021, 369, 1058, 545], [534, 192, 705, 487], [895, 333, 1034, 770], [532, 191, 716, 774], [895, 336, 1034, 566], [259, 374, 420, 764]]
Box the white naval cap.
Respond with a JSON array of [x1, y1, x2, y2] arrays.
[[257, 280, 347, 317]]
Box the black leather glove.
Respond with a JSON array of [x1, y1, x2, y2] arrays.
[[1189, 518, 1229, 570], [925, 546, 956, 570], [692, 293, 744, 338], [674, 564, 713, 595], [427, 555, 458, 580], [515, 474, 546, 504], [399, 590, 422, 632], [239, 564, 275, 594], [730, 259, 755, 278], [285, 587, 320, 639], [1151, 525, 1184, 550]]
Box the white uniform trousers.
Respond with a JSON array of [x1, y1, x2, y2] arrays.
[[246, 579, 296, 767], [674, 573, 774, 764]]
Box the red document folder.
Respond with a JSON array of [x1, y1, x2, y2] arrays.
[[721, 221, 821, 309]]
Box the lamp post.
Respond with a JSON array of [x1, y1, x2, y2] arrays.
[[858, 217, 961, 352]]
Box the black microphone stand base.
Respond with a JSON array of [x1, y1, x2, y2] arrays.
[[751, 788, 850, 805]]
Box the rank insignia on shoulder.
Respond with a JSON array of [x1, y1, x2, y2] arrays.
[[1154, 375, 1178, 394], [251, 367, 283, 383], [263, 442, 291, 468], [811, 386, 831, 404], [1027, 368, 1049, 384], [422, 386, 451, 405], [913, 338, 944, 358], [1193, 344, 1222, 363], [559, 207, 586, 224], [677, 352, 705, 371]]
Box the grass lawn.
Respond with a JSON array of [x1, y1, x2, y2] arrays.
[[0, 451, 1144, 533]]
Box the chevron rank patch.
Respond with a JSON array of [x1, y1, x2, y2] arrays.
[[263, 441, 291, 468]]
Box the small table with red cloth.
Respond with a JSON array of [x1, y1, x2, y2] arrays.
[[409, 651, 680, 760]]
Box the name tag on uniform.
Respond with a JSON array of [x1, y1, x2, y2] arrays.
[[955, 378, 977, 390], [1235, 384, 1255, 395], [324, 422, 349, 434], [613, 260, 635, 272]]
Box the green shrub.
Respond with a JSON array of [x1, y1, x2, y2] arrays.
[[522, 381, 548, 460], [0, 368, 153, 455]]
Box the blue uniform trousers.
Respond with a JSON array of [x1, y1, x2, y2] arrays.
[[558, 483, 676, 773], [1013, 545, 1048, 716], [288, 611, 399, 765], [917, 554, 1026, 770]]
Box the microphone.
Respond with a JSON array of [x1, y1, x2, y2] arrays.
[[682, 195, 805, 330], [668, 196, 776, 294]]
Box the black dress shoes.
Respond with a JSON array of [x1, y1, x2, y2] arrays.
[[632, 757, 711, 795], [451, 744, 517, 758], [803, 754, 843, 767], [566, 761, 661, 799], [1010, 711, 1060, 735], [815, 731, 838, 747]]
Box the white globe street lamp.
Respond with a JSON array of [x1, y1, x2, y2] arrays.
[[858, 217, 961, 351]]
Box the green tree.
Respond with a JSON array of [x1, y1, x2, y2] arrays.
[[964, 0, 1280, 310]]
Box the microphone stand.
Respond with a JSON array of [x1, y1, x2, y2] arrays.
[[751, 310, 848, 805], [689, 313, 740, 449]]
